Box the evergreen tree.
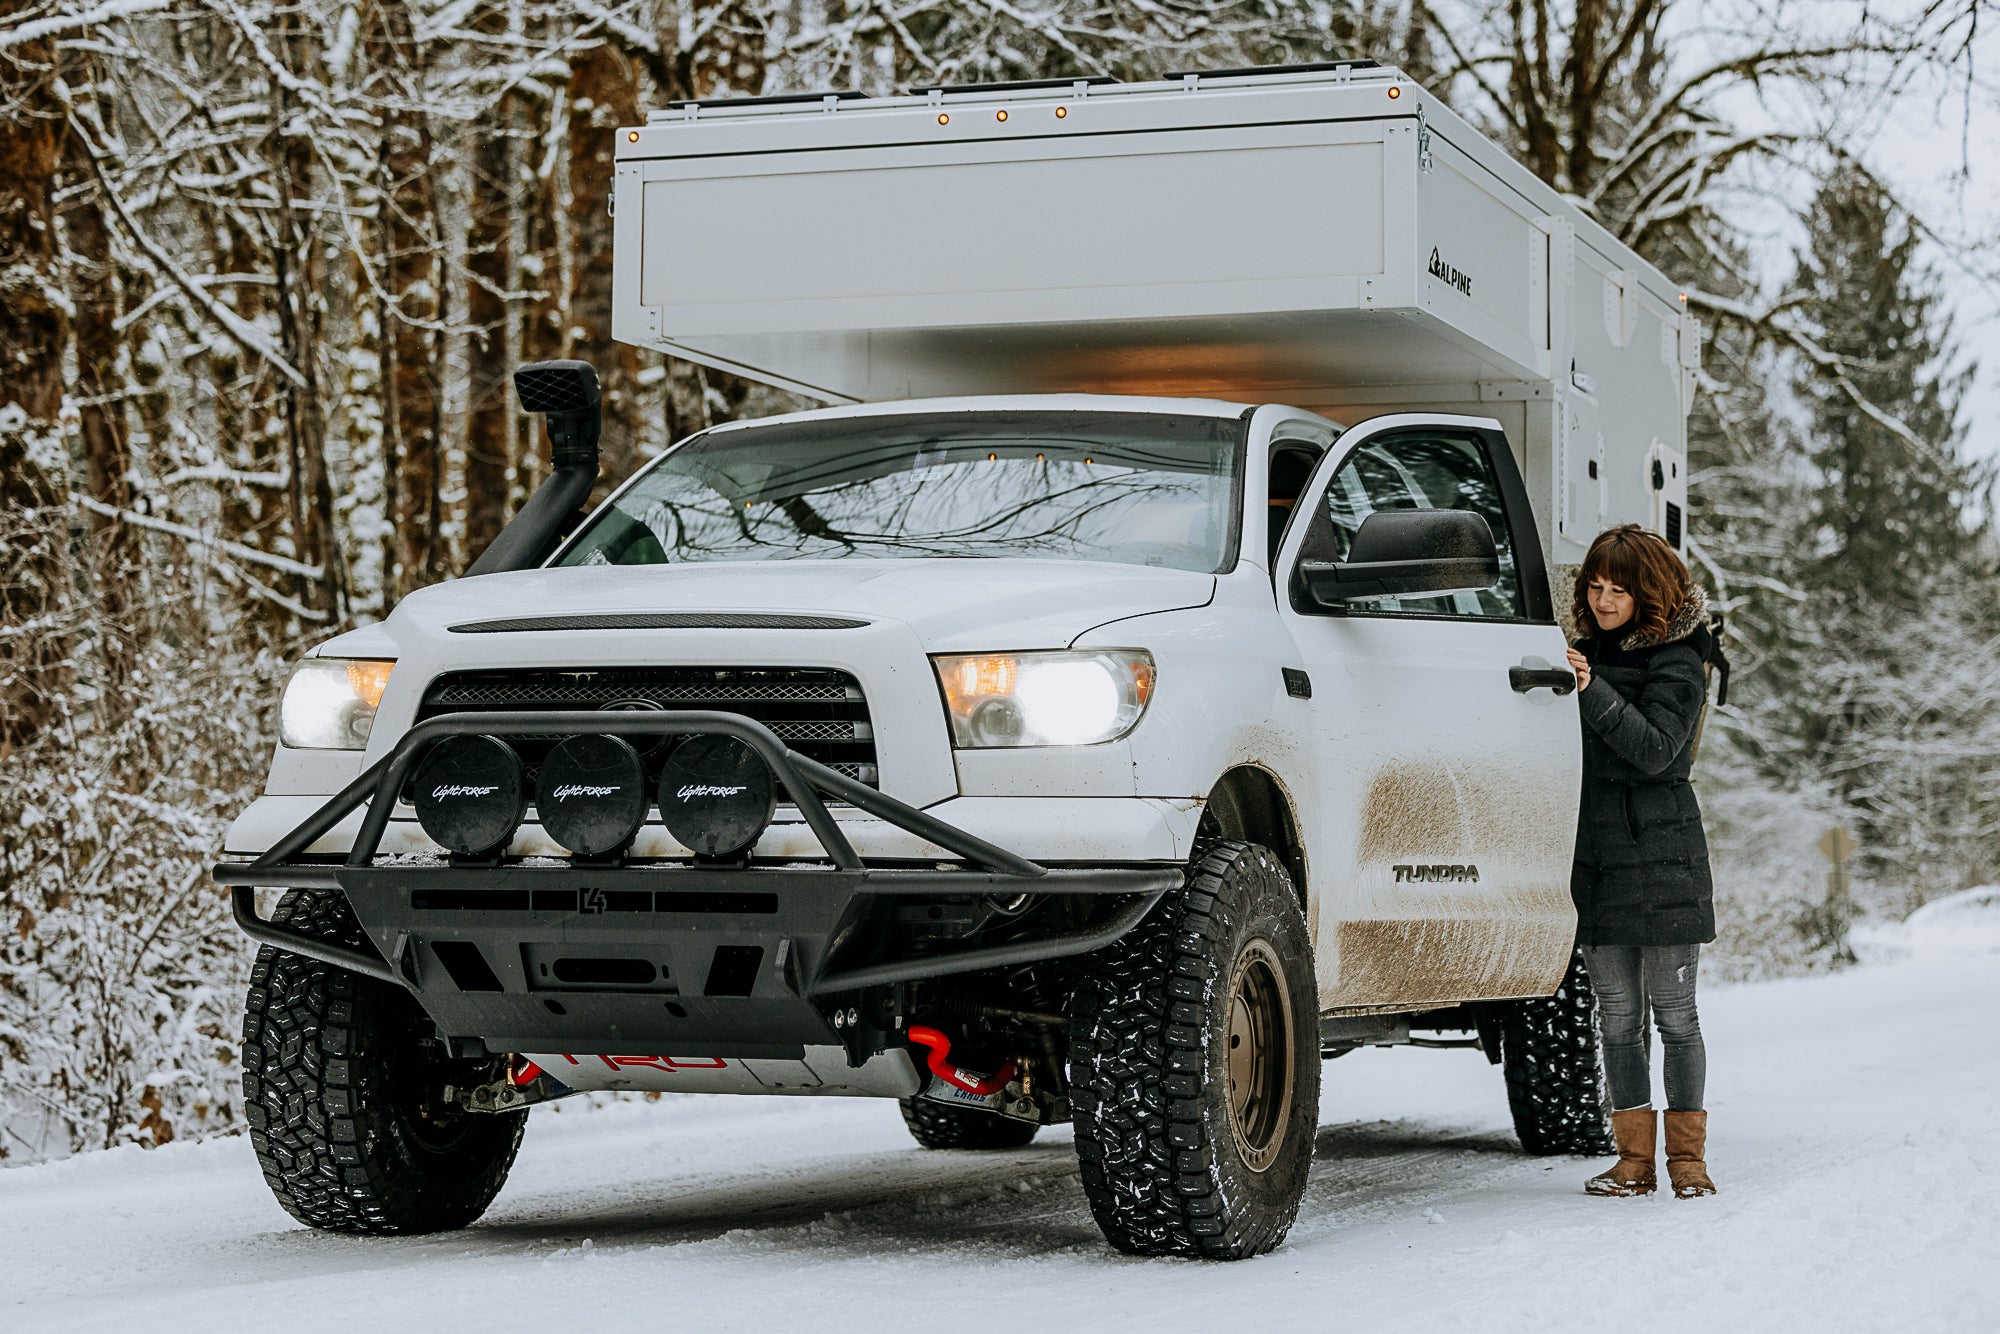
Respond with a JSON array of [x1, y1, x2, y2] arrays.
[[1766, 165, 1997, 911], [1790, 166, 1983, 610]]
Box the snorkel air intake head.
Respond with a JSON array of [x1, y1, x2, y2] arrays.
[[463, 360, 603, 576], [512, 360, 602, 468]]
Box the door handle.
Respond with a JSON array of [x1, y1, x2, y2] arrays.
[[1510, 661, 1576, 695]]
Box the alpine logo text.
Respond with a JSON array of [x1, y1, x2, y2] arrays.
[[1393, 863, 1481, 883], [1427, 247, 1473, 297]]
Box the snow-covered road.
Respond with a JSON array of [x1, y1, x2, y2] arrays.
[[5, 928, 1994, 1334]]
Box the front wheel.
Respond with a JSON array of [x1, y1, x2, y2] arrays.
[[1493, 949, 1615, 1156], [1068, 842, 1319, 1259], [241, 889, 527, 1233]]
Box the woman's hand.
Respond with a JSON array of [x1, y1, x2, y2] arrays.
[[1566, 647, 1592, 693]]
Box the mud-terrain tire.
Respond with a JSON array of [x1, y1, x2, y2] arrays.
[[241, 888, 526, 1233], [1068, 841, 1319, 1259], [1494, 949, 1615, 1156], [898, 1098, 1040, 1149]]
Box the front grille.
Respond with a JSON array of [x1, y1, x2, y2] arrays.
[[415, 666, 879, 791]]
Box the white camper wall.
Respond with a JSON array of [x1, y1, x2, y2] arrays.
[[1314, 106, 1697, 566], [612, 65, 1700, 560]]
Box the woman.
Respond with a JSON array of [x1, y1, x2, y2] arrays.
[[1564, 524, 1719, 1200]]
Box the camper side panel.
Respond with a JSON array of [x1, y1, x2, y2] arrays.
[[1411, 131, 1551, 382], [619, 121, 1407, 401], [1548, 237, 1693, 563]]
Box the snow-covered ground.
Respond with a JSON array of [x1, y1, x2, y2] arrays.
[[5, 909, 1995, 1334]]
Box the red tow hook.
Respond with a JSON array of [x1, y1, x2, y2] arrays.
[[508, 1057, 544, 1087], [906, 1025, 1017, 1097]]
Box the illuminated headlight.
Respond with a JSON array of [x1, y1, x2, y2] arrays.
[[279, 658, 394, 750], [933, 650, 1155, 748]]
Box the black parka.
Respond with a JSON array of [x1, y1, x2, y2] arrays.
[[1570, 587, 1717, 948]]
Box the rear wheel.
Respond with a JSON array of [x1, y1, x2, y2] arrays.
[[1494, 949, 1615, 1156], [898, 1098, 1040, 1149], [241, 888, 526, 1233], [1068, 841, 1319, 1259]]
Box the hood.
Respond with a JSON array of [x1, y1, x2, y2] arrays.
[[374, 559, 1215, 653]]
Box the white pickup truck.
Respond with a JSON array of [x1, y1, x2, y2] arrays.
[[219, 61, 1699, 1260]]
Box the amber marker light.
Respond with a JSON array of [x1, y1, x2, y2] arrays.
[[1387, 86, 1402, 99], [626, 130, 640, 142], [347, 660, 394, 710], [1054, 106, 1068, 119], [996, 109, 1008, 122], [938, 113, 950, 125], [1131, 657, 1157, 707], [952, 655, 1017, 702]]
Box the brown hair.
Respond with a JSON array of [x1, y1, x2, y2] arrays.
[[1573, 523, 1691, 644]]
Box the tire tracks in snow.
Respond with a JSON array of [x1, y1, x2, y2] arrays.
[[10, 1104, 1575, 1322], [491, 1115, 1555, 1263]]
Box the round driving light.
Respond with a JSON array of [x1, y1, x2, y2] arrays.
[[538, 733, 648, 856], [658, 734, 776, 858], [412, 735, 527, 856]]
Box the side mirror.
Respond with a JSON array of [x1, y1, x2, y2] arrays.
[[1297, 510, 1499, 607]]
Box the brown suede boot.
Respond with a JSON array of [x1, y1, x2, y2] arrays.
[[1664, 1110, 1717, 1198], [1586, 1108, 1658, 1196]]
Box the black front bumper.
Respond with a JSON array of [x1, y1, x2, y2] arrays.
[[215, 710, 1178, 1055]]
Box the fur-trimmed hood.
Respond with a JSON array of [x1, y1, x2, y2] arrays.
[[1580, 584, 1710, 651]]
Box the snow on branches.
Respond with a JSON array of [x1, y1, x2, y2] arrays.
[[0, 0, 1990, 1157]]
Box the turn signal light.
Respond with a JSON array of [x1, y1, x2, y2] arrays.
[[346, 659, 394, 710], [1131, 658, 1157, 707], [949, 655, 1017, 700]]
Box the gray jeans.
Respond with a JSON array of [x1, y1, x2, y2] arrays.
[[1581, 944, 1706, 1112]]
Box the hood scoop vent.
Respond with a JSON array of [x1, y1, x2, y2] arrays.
[[449, 612, 870, 634]]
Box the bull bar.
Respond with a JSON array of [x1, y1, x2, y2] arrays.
[[213, 711, 1178, 1056]]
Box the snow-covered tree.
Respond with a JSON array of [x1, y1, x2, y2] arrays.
[[0, 0, 1990, 1154]]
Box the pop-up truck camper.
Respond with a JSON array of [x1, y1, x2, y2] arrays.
[[220, 62, 1700, 1258]]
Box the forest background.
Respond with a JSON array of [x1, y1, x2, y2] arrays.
[[1, 0, 1995, 1160]]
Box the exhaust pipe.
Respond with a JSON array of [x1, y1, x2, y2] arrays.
[[466, 360, 602, 576]]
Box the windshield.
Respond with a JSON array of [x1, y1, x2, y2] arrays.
[[554, 410, 1245, 575]]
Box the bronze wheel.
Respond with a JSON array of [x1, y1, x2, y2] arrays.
[[1070, 840, 1319, 1259], [1225, 938, 1295, 1173]]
